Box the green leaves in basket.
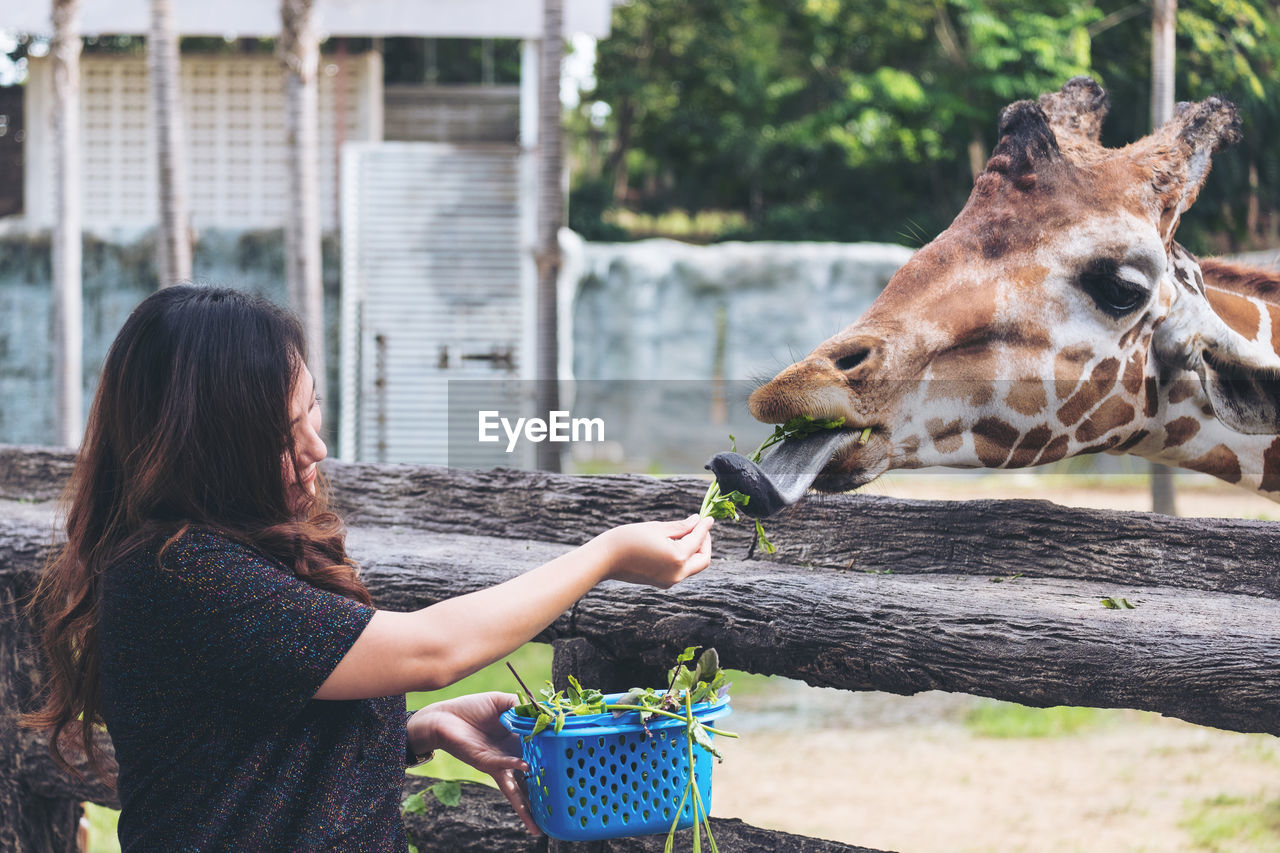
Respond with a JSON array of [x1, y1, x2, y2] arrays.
[[509, 646, 731, 735], [613, 687, 655, 722], [566, 674, 606, 714], [508, 648, 737, 853], [512, 676, 612, 740], [669, 647, 728, 707], [690, 718, 723, 761]]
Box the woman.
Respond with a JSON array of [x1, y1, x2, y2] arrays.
[[24, 285, 713, 851]]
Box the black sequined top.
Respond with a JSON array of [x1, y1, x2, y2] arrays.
[[99, 527, 408, 851]]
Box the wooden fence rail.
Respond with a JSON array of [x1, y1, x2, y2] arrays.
[[3, 444, 1279, 851]]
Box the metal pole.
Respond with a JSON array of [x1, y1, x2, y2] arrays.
[[51, 0, 83, 448], [280, 0, 326, 402], [1149, 0, 1178, 516], [149, 0, 192, 287], [534, 0, 564, 472]]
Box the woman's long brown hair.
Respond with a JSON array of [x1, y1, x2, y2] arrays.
[[22, 285, 371, 781]]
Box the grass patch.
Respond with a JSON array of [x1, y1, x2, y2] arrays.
[[1181, 792, 1280, 850], [84, 802, 121, 853], [405, 643, 553, 711], [964, 699, 1118, 738], [601, 208, 749, 242], [719, 668, 778, 698]]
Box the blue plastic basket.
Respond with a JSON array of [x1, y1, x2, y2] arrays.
[[500, 692, 732, 841]]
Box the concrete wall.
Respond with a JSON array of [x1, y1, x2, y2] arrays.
[[0, 229, 340, 444]]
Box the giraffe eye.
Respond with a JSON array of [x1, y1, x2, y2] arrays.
[[1079, 261, 1147, 317]]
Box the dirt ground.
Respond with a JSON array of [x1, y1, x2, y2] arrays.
[[861, 470, 1280, 520], [708, 475, 1280, 853], [711, 689, 1280, 853]]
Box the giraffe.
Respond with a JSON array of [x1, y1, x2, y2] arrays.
[[715, 77, 1280, 517]]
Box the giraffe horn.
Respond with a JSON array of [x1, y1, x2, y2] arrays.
[[1169, 96, 1241, 157], [986, 100, 1061, 177], [1038, 76, 1109, 147]]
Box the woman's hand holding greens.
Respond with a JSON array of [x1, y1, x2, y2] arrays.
[[594, 515, 714, 588]]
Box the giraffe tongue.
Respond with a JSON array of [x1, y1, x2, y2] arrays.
[[705, 429, 848, 518]]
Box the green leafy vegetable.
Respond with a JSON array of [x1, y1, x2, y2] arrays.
[[1101, 596, 1137, 610], [400, 792, 427, 816], [753, 520, 775, 554], [700, 415, 857, 552], [401, 779, 463, 816], [702, 489, 752, 522], [430, 780, 462, 807]]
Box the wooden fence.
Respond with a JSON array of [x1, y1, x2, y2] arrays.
[[3, 444, 1279, 851]]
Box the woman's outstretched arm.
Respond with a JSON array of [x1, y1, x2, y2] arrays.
[[313, 515, 713, 701]]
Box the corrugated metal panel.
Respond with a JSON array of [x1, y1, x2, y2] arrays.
[[340, 141, 528, 466], [384, 85, 520, 143]]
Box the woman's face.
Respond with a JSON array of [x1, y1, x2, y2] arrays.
[[285, 365, 326, 505]]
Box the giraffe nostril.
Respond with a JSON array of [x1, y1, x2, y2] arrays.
[[835, 347, 871, 372]]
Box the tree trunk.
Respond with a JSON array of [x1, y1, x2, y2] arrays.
[[400, 778, 887, 852], [932, 5, 985, 182], [1148, 0, 1177, 515], [967, 125, 986, 183], [279, 0, 326, 401], [148, 0, 192, 287], [11, 447, 1280, 602], [605, 97, 633, 204], [1247, 160, 1260, 243], [50, 0, 82, 449], [1, 545, 83, 851], [535, 0, 564, 472]]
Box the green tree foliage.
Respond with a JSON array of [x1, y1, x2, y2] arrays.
[[1090, 0, 1280, 253], [572, 0, 1280, 252]]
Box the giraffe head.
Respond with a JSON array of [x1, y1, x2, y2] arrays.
[[746, 78, 1280, 507]]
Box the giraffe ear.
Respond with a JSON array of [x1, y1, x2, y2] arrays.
[[1038, 76, 1109, 152], [1153, 290, 1280, 434], [1143, 96, 1241, 243]]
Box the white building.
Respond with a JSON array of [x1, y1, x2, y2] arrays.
[[4, 0, 614, 464], [21, 51, 382, 233]]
